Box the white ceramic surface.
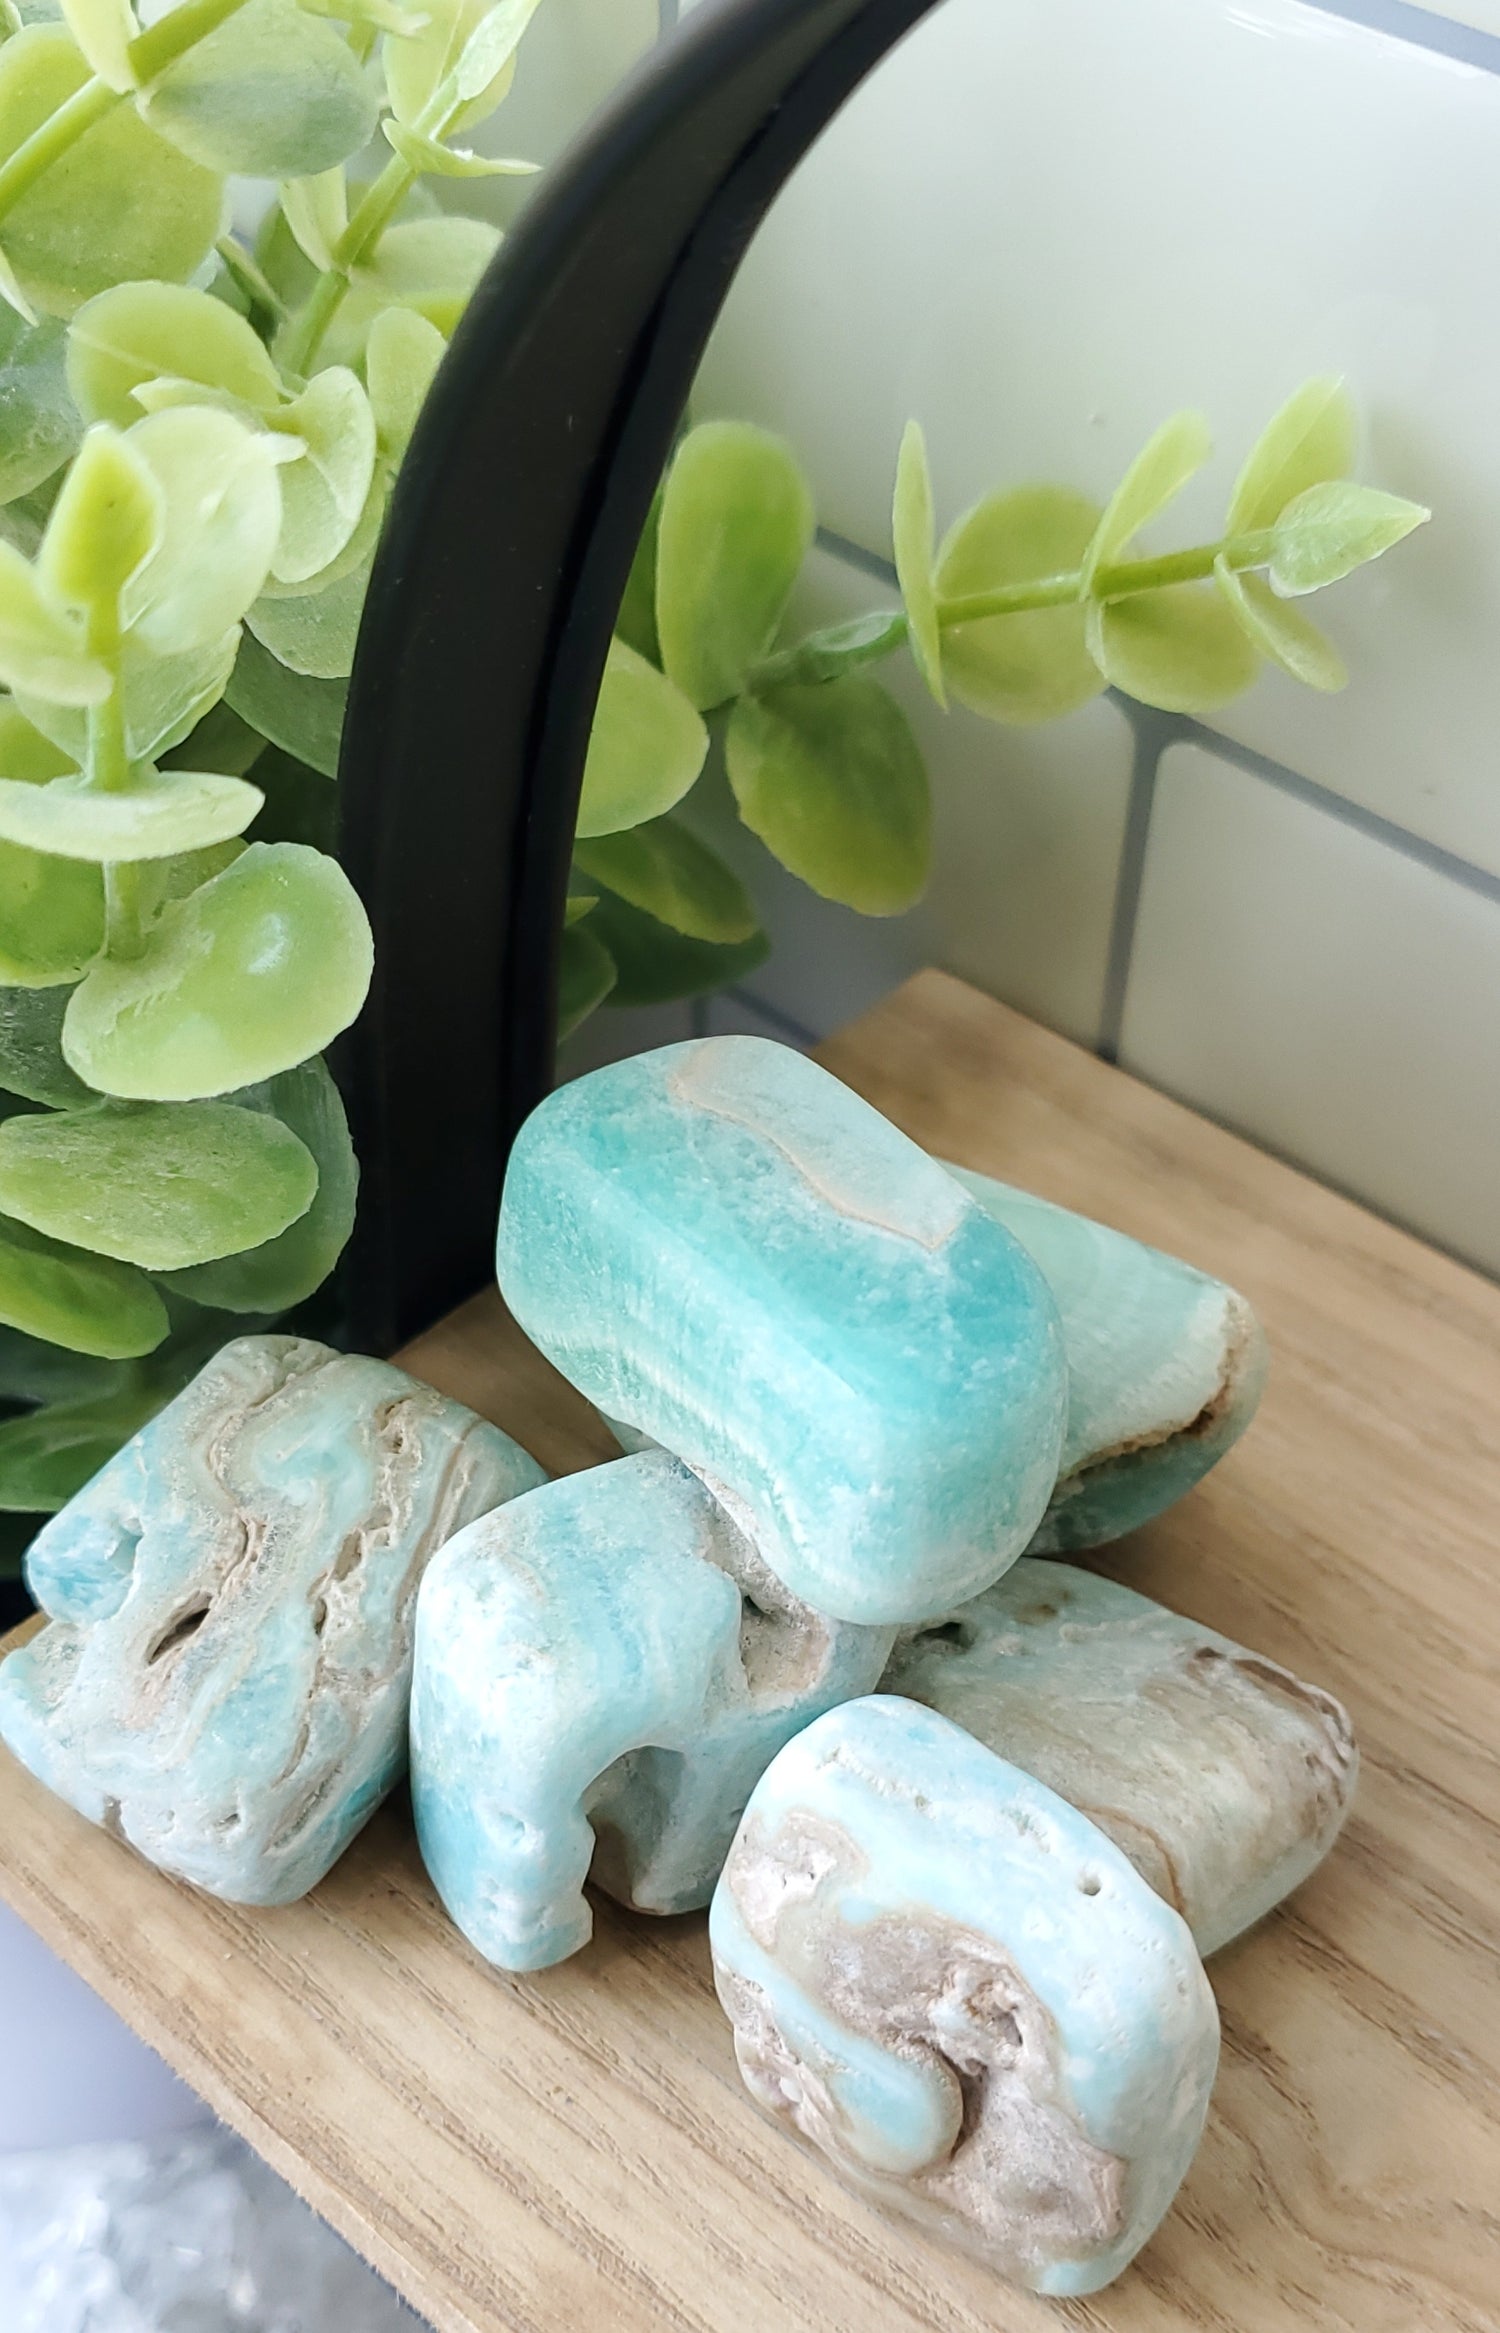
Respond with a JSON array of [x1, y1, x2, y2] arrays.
[[0, 1903, 211, 2154], [1121, 744, 1500, 1274]]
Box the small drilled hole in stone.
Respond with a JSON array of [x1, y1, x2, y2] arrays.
[[742, 1593, 771, 1622], [310, 1596, 329, 1637], [1078, 1872, 1102, 1897], [147, 1600, 211, 1665]]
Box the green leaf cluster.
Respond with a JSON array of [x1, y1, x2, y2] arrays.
[[902, 379, 1428, 719], [0, 0, 1435, 1547], [0, 0, 552, 1521]]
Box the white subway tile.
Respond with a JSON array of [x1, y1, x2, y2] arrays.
[[1121, 744, 1500, 1273], [476, 0, 658, 171], [679, 546, 1135, 1047], [693, 0, 1500, 877]]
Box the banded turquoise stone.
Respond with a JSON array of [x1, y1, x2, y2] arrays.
[[411, 1451, 892, 1970], [0, 1336, 543, 1906], [885, 1561, 1356, 1955], [498, 1039, 1067, 1625], [947, 1166, 1268, 1552], [711, 1696, 1219, 2296]]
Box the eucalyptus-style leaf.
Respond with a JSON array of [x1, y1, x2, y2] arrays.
[[936, 484, 1104, 723], [754, 610, 908, 690], [132, 837, 243, 928], [0, 984, 94, 1102], [0, 536, 109, 701], [1215, 558, 1346, 692], [726, 676, 931, 916], [160, 699, 263, 779], [1088, 582, 1261, 714], [1268, 481, 1430, 597], [1227, 376, 1355, 534], [122, 404, 285, 653], [655, 421, 815, 710], [892, 419, 944, 705], [0, 706, 107, 992], [0, 1323, 122, 1408], [0, 308, 81, 504], [0, 1210, 168, 1357], [60, 0, 138, 91], [67, 280, 283, 430], [386, 0, 543, 136], [365, 304, 444, 463], [586, 888, 768, 1008], [141, 0, 379, 179], [346, 216, 500, 341], [615, 487, 661, 665], [565, 891, 596, 925], [17, 624, 241, 767], [0, 1367, 170, 1510], [574, 817, 757, 945], [1083, 410, 1212, 587], [226, 629, 345, 777], [279, 169, 347, 274], [162, 1056, 356, 1310], [576, 637, 708, 838], [39, 420, 161, 612], [0, 1099, 317, 1268], [0, 766, 262, 861], [0, 26, 221, 317], [383, 120, 536, 179], [246, 546, 370, 678], [0, 828, 104, 985], [557, 920, 616, 1038], [63, 840, 374, 1099], [269, 366, 376, 585]]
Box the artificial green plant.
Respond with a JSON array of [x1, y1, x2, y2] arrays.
[[0, 0, 1428, 1541]]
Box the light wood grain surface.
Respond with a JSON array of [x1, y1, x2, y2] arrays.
[[2, 970, 1498, 2332]]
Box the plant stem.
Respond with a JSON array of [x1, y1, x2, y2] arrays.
[[127, 0, 258, 82], [104, 864, 146, 959], [216, 234, 287, 328], [936, 529, 1277, 627], [278, 151, 415, 376], [0, 0, 259, 233], [0, 79, 121, 230]]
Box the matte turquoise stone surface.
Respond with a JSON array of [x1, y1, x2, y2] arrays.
[[0, 1336, 544, 1907], [885, 1561, 1356, 1955], [947, 1165, 1268, 1553], [497, 1039, 1068, 1625], [411, 1451, 893, 1970], [711, 1697, 1218, 2296]]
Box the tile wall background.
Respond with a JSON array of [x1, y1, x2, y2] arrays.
[[514, 0, 1500, 1276]]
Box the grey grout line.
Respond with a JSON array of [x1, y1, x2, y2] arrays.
[[1178, 720, 1500, 906], [816, 526, 899, 589], [722, 984, 819, 1047], [1096, 704, 1171, 1065], [1306, 0, 1500, 73], [811, 532, 1500, 906]]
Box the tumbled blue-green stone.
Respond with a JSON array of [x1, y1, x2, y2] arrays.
[[0, 1335, 543, 1906], [885, 1560, 1356, 1954], [498, 1039, 1067, 1625], [411, 1450, 893, 1971], [711, 1696, 1219, 2296], [947, 1166, 1268, 1553]]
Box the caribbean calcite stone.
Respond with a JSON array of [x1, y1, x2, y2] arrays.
[[497, 1038, 1068, 1625], [884, 1561, 1356, 1956], [710, 1696, 1219, 2297], [0, 1335, 544, 1906], [946, 1165, 1268, 1553], [411, 1451, 893, 1970]]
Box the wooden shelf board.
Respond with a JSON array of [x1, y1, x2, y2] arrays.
[[2, 969, 1498, 2332]]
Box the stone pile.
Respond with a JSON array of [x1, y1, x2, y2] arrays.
[[0, 1035, 1355, 2298]]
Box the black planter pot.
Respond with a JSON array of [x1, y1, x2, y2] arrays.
[[337, 0, 945, 1358]]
